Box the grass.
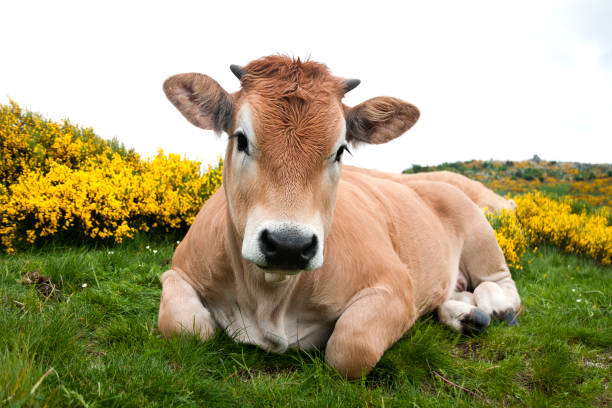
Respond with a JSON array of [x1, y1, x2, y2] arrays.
[[1, 237, 610, 407]]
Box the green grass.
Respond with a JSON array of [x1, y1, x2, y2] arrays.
[[1, 239, 610, 407]]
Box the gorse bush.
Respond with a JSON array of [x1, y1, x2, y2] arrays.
[[486, 209, 528, 270], [487, 193, 612, 269], [0, 101, 138, 186], [514, 192, 612, 265], [0, 102, 222, 253]]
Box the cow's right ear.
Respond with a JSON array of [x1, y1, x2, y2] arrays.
[[163, 73, 234, 133]]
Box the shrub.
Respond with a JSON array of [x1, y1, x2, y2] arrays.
[[486, 209, 528, 270], [0, 102, 222, 253], [514, 193, 611, 265], [0, 101, 138, 187]]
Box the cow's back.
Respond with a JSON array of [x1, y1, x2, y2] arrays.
[[343, 166, 514, 213]]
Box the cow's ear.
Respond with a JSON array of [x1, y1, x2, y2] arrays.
[[163, 73, 234, 133], [345, 97, 419, 144]]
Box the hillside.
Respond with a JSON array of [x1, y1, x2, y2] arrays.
[[404, 156, 612, 208]]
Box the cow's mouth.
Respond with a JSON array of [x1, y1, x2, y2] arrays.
[[251, 265, 301, 284], [254, 264, 304, 275], [251, 263, 305, 283]]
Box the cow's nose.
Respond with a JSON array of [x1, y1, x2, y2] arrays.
[[258, 229, 318, 270]]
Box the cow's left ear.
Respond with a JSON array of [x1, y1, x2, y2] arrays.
[[345, 97, 420, 144]]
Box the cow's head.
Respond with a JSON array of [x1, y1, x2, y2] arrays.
[[164, 56, 419, 274]]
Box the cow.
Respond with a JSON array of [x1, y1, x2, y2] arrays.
[[158, 56, 521, 379]]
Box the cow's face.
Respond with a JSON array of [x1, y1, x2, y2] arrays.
[[164, 56, 419, 274]]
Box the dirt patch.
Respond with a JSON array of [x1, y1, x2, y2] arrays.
[[22, 271, 62, 300], [454, 340, 483, 360]]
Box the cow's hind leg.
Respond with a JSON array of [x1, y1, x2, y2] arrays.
[[437, 290, 490, 335], [461, 215, 521, 326], [158, 269, 216, 340]]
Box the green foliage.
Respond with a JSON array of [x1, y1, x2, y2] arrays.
[[513, 167, 544, 181], [402, 158, 612, 185]]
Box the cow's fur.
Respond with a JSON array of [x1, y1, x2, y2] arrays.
[[158, 56, 521, 379], [344, 166, 516, 213]]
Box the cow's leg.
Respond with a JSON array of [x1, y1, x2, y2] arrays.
[[461, 216, 521, 326], [158, 269, 216, 340], [325, 286, 417, 379], [473, 278, 520, 325], [437, 291, 490, 335]]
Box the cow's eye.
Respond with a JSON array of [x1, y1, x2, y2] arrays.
[[335, 145, 350, 162], [232, 130, 249, 155]]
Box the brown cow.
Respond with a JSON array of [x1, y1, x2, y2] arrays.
[[158, 56, 521, 379]]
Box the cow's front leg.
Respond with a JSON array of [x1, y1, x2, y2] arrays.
[[325, 287, 417, 379], [158, 269, 216, 341]]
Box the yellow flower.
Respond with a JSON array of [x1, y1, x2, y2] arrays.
[[0, 102, 222, 252]]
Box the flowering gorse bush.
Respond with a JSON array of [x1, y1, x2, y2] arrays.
[[569, 177, 612, 208], [1, 101, 139, 185], [514, 192, 611, 265], [486, 209, 528, 270], [486, 193, 611, 268], [0, 102, 222, 253]]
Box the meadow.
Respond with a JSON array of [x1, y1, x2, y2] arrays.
[[1, 103, 610, 406]]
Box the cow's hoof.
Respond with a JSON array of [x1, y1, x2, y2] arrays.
[[460, 308, 490, 335], [493, 308, 518, 326]]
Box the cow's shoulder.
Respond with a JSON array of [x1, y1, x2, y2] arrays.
[[171, 187, 231, 291]]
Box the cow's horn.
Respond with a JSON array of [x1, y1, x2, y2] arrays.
[[344, 79, 361, 93], [230, 64, 245, 80]]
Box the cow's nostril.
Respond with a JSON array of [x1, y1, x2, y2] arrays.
[[259, 229, 277, 257], [301, 235, 318, 262]]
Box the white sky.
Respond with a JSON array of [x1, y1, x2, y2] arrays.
[[1, 0, 611, 172]]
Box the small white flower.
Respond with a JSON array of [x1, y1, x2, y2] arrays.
[[176, 241, 180, 244], [572, 289, 576, 292], [146, 245, 150, 250], [108, 251, 114, 255], [153, 249, 158, 254], [82, 283, 87, 288], [576, 299, 582, 303]]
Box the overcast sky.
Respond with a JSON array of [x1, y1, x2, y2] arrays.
[[1, 0, 610, 172]]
